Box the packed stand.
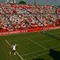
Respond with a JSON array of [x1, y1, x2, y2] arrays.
[[0, 3, 60, 32]]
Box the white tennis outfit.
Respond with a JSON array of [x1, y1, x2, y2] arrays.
[[12, 45, 16, 50]]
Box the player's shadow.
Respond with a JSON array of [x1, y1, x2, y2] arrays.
[[33, 57, 44, 60], [49, 49, 60, 60]]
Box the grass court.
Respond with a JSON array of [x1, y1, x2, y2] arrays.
[[0, 29, 60, 60]]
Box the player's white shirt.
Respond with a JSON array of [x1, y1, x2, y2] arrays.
[[12, 45, 16, 50]]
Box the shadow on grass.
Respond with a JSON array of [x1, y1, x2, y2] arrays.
[[49, 49, 60, 60], [32, 49, 60, 60]]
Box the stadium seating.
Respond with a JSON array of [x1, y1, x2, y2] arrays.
[[0, 3, 60, 32]]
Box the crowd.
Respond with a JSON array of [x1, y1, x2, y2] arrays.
[[0, 3, 60, 32]]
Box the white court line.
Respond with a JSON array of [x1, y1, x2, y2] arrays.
[[25, 52, 49, 60], [24, 45, 60, 60], [40, 39, 54, 43], [8, 36, 48, 57], [27, 38, 46, 49], [5, 40, 24, 60], [22, 48, 49, 56], [22, 44, 60, 57], [14, 36, 46, 49]]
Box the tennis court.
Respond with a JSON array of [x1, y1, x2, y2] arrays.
[[0, 29, 60, 60]]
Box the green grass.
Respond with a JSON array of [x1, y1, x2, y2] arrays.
[[0, 29, 60, 60]]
